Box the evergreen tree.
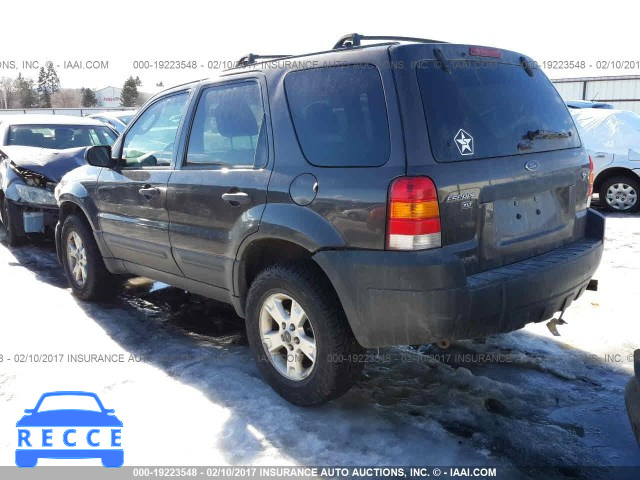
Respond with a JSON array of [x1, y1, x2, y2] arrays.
[[46, 63, 61, 94], [80, 87, 98, 107], [37, 67, 51, 107], [134, 76, 142, 87], [16, 74, 37, 108], [120, 76, 139, 107], [36, 64, 60, 108]]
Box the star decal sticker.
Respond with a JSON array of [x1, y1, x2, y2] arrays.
[[454, 129, 474, 155]]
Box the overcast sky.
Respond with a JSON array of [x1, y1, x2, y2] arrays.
[[1, 0, 636, 94]]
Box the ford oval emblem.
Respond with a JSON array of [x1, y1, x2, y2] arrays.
[[525, 160, 539, 172]]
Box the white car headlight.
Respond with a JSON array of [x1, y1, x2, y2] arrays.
[[14, 184, 57, 206]]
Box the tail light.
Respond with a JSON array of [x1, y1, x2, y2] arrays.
[[387, 177, 441, 250], [588, 155, 594, 205]]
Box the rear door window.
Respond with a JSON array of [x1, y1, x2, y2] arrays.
[[285, 65, 390, 167], [416, 61, 580, 162], [185, 81, 266, 168]]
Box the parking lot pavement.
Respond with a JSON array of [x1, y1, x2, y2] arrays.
[[1, 211, 639, 475]]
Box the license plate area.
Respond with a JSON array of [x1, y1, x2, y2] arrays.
[[494, 189, 566, 245]]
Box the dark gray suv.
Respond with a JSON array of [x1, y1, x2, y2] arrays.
[[54, 34, 605, 405]]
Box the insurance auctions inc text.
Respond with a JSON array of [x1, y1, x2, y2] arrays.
[[192, 467, 498, 478]]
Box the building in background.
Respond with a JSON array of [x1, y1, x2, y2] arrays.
[[95, 86, 123, 108], [552, 75, 640, 113]]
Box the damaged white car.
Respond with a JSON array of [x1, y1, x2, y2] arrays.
[[0, 115, 118, 245]]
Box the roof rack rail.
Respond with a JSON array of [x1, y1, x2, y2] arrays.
[[236, 53, 291, 67], [333, 33, 447, 50]]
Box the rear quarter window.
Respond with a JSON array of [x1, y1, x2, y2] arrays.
[[285, 64, 390, 167]]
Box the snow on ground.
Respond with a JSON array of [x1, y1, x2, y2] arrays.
[[0, 208, 639, 478]]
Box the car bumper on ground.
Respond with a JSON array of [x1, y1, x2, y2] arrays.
[[625, 350, 640, 446], [314, 209, 605, 348]]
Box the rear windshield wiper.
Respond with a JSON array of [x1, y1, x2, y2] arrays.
[[525, 129, 572, 140]]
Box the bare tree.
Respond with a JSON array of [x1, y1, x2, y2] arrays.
[[0, 77, 12, 109], [136, 91, 152, 106], [51, 88, 82, 108]]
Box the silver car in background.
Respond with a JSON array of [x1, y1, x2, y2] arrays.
[[86, 110, 137, 134], [571, 108, 640, 212]]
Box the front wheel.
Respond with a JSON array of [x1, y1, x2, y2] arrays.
[[599, 175, 640, 213], [245, 261, 364, 406], [60, 214, 119, 301], [1, 197, 26, 246]]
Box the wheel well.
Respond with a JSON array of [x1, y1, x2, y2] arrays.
[[59, 201, 87, 225], [594, 167, 639, 192], [240, 239, 313, 295]]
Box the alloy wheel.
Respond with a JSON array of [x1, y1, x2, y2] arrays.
[[66, 231, 88, 287], [259, 293, 316, 381]]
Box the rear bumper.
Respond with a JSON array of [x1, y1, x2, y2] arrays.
[[314, 208, 605, 348]]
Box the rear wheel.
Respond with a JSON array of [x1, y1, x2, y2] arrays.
[[599, 175, 640, 213], [245, 261, 364, 406], [1, 196, 26, 247], [60, 214, 118, 301]]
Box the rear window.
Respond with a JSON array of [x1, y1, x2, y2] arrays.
[[285, 65, 390, 167], [8, 124, 117, 149], [416, 61, 580, 162]]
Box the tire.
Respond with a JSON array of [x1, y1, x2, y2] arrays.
[[60, 213, 118, 301], [599, 175, 640, 213], [1, 196, 26, 247], [245, 261, 364, 406]]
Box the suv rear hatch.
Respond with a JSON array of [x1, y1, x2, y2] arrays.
[[390, 44, 592, 274]]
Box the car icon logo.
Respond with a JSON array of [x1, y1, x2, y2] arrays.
[[15, 391, 123, 468], [525, 160, 539, 171]]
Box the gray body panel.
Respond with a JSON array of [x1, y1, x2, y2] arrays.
[[54, 41, 604, 346]]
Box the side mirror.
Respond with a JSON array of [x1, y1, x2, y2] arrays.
[[104, 409, 115, 414], [85, 145, 115, 168], [23, 409, 34, 414]]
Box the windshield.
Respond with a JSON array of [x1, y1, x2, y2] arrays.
[[416, 61, 580, 162], [7, 124, 118, 149], [36, 394, 102, 412]]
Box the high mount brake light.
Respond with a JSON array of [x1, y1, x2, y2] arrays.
[[469, 47, 501, 58]]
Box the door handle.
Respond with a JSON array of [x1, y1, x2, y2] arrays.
[[138, 186, 160, 198], [221, 191, 250, 206]]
